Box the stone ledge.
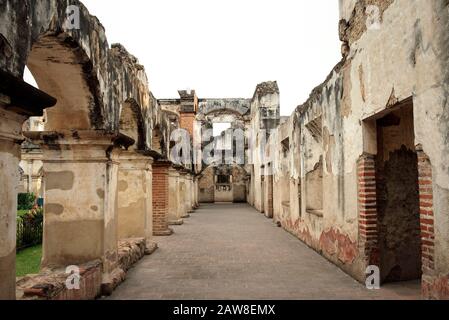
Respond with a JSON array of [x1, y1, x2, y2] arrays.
[[118, 238, 147, 272], [145, 241, 158, 255], [154, 228, 174, 236], [16, 238, 150, 300], [16, 260, 102, 300], [169, 219, 184, 226]]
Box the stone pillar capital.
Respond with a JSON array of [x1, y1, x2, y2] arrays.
[[24, 130, 120, 146], [168, 167, 180, 177], [23, 130, 127, 163], [118, 149, 153, 171], [0, 107, 28, 143]]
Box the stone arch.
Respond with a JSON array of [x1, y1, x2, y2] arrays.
[[0, 1, 112, 129], [198, 99, 251, 118], [1, 1, 154, 133], [26, 34, 104, 131], [204, 109, 247, 120], [119, 99, 145, 150]]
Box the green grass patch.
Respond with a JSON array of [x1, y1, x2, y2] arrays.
[[16, 245, 42, 277], [17, 210, 29, 218]]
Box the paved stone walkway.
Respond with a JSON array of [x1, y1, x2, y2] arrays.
[[109, 203, 421, 300]]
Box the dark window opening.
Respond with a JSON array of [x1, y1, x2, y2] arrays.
[[217, 175, 231, 184]]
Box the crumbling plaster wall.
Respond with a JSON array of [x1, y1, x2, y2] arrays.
[[253, 0, 449, 286], [351, 0, 449, 292], [198, 166, 215, 203], [347, 0, 449, 285], [249, 82, 280, 213]]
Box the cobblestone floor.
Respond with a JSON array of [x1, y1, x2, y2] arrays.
[[108, 203, 421, 300]]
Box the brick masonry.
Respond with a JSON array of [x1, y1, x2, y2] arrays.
[[152, 162, 173, 236], [415, 145, 448, 299], [357, 153, 379, 267], [179, 113, 196, 139], [416, 146, 435, 273]]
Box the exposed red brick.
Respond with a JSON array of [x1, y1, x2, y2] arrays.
[[422, 274, 449, 300], [357, 153, 380, 271], [319, 228, 358, 264], [152, 162, 173, 236]]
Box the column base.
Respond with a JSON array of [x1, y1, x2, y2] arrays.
[[169, 219, 184, 226], [154, 228, 174, 236], [181, 214, 191, 219], [188, 209, 195, 213], [101, 267, 126, 296], [145, 241, 158, 255]]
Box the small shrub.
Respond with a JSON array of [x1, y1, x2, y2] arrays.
[[17, 204, 43, 251], [18, 193, 36, 211], [23, 205, 44, 223]]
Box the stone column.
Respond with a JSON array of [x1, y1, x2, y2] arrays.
[[193, 176, 199, 209], [117, 151, 156, 250], [189, 174, 196, 211], [196, 177, 199, 207], [186, 173, 194, 213], [0, 107, 27, 300], [26, 130, 124, 290], [178, 172, 189, 218], [168, 167, 183, 225], [152, 161, 173, 236], [0, 72, 55, 300]]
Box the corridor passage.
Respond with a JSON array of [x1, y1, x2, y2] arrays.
[[109, 204, 420, 300]]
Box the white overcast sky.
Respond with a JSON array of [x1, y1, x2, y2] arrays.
[[25, 0, 341, 116]]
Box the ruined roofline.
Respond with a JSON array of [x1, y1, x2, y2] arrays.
[[339, 0, 395, 46], [158, 99, 180, 104], [251, 81, 280, 101], [199, 98, 252, 102], [158, 82, 278, 104], [158, 97, 252, 104], [111, 43, 145, 71], [294, 58, 346, 116], [284, 0, 388, 119]]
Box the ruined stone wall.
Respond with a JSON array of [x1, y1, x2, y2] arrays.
[[231, 165, 247, 203], [249, 82, 280, 213], [250, 0, 449, 298], [346, 0, 449, 294], [0, 0, 183, 299], [198, 166, 215, 203]]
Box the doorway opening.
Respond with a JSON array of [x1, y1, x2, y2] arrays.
[[375, 99, 422, 283]]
